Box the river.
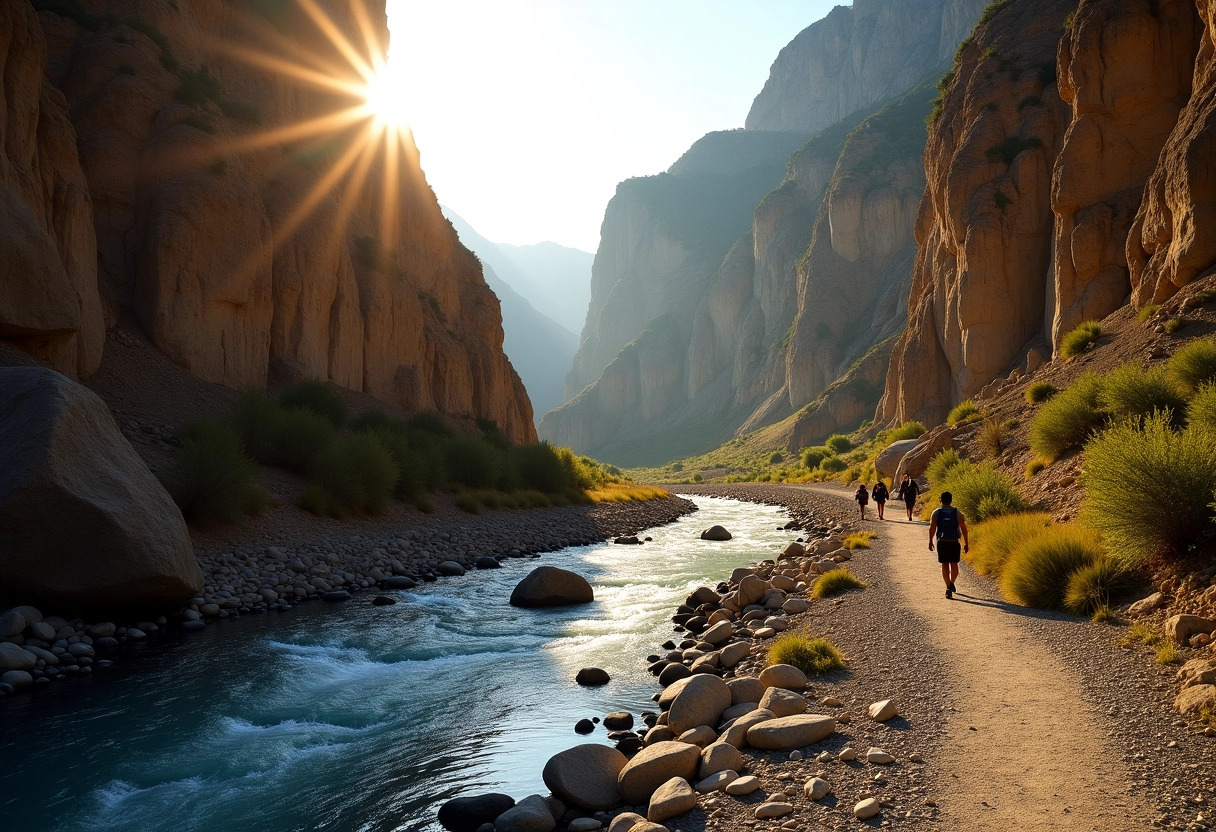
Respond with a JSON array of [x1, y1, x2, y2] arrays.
[[0, 496, 791, 831]]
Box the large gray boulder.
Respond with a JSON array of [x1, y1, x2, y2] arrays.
[[494, 795, 556, 832], [0, 367, 200, 609], [542, 744, 627, 810], [510, 566, 594, 608], [875, 438, 921, 479]]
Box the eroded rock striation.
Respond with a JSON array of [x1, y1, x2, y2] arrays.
[[4, 0, 533, 441]]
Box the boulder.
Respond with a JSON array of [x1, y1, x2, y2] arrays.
[[1, 670, 33, 689], [658, 676, 694, 709], [437, 561, 466, 576], [576, 668, 611, 687], [645, 725, 676, 745], [1178, 659, 1216, 689], [658, 662, 691, 686], [607, 813, 645, 832], [1175, 684, 1216, 717], [698, 741, 743, 778], [780, 542, 805, 559], [8, 605, 41, 625], [700, 525, 732, 541], [542, 744, 627, 810], [719, 641, 749, 669], [617, 741, 701, 804], [875, 438, 922, 479], [510, 566, 594, 607], [867, 699, 899, 722], [720, 702, 758, 722], [782, 598, 810, 614], [720, 708, 775, 748], [746, 715, 836, 750], [603, 712, 634, 731], [895, 426, 954, 483], [667, 675, 732, 734], [677, 726, 717, 747], [0, 367, 201, 609], [758, 664, 808, 690], [688, 587, 720, 605], [383, 576, 417, 589], [567, 820, 601, 832], [727, 677, 766, 705], [647, 777, 697, 822], [0, 609, 25, 637], [736, 576, 768, 607], [1166, 615, 1216, 645], [804, 777, 831, 800], [437, 793, 516, 832], [0, 642, 36, 671], [474, 557, 501, 569], [1127, 591, 1166, 616], [759, 687, 807, 718], [701, 621, 733, 645], [495, 795, 556, 832]]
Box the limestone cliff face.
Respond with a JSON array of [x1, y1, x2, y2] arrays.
[[746, 0, 988, 134], [1053, 0, 1200, 342], [1128, 0, 1216, 306], [5, 0, 533, 441], [879, 0, 1074, 427], [0, 1, 103, 379]]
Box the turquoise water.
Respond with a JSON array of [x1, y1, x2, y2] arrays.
[[0, 497, 791, 832]]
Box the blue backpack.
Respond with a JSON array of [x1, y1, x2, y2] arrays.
[[935, 506, 960, 541]]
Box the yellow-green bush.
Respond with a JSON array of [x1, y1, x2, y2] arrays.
[[1063, 558, 1133, 615], [1000, 525, 1103, 609], [1168, 338, 1216, 394], [303, 433, 399, 517], [279, 379, 347, 428], [165, 421, 267, 524], [887, 421, 927, 441], [924, 448, 963, 483], [935, 461, 1025, 521], [1025, 459, 1046, 479], [842, 531, 877, 549], [801, 446, 830, 469], [1081, 413, 1216, 565], [1059, 320, 1101, 358], [1025, 381, 1057, 403], [1098, 362, 1186, 424], [825, 434, 853, 454], [947, 399, 980, 425], [967, 512, 1052, 575], [978, 418, 1006, 458], [1028, 372, 1107, 461], [811, 569, 866, 599], [1187, 382, 1216, 432], [768, 633, 845, 675]]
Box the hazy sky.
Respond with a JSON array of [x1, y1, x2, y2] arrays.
[[385, 1, 838, 252]]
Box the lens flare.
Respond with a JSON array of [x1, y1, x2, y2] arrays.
[[362, 67, 410, 129]]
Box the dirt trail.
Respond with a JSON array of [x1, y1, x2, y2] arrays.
[[813, 488, 1145, 830]]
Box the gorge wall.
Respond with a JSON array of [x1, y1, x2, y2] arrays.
[[880, 0, 1211, 427], [3, 0, 534, 442], [541, 0, 986, 466]]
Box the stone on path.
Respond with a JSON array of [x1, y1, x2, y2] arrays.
[[576, 668, 610, 686], [746, 715, 836, 751], [868, 699, 899, 721], [804, 777, 831, 800], [724, 775, 760, 796], [700, 525, 732, 541], [542, 744, 627, 810], [1126, 592, 1165, 616], [758, 664, 808, 690], [510, 566, 594, 607], [866, 747, 896, 764], [494, 795, 556, 832], [854, 798, 881, 820], [617, 741, 701, 804], [647, 777, 697, 822], [754, 802, 793, 819], [437, 793, 515, 832]]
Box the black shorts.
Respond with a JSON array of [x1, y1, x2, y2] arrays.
[[937, 540, 961, 563]]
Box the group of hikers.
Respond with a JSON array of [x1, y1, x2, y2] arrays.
[[851, 473, 969, 600]]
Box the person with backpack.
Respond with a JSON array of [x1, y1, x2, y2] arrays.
[[896, 472, 919, 520], [871, 479, 889, 520], [854, 483, 869, 520], [928, 491, 969, 599]]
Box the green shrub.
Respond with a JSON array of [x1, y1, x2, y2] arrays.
[[1138, 304, 1161, 322], [887, 421, 927, 442], [165, 421, 266, 524], [1165, 318, 1184, 334], [1188, 383, 1216, 432], [511, 442, 572, 494], [348, 408, 401, 434], [405, 411, 454, 436], [359, 428, 424, 499], [842, 531, 877, 550], [819, 456, 848, 474], [979, 0, 1016, 25], [1025, 458, 1047, 479], [1157, 642, 1183, 664], [1025, 381, 1057, 403], [444, 434, 505, 489], [925, 448, 964, 483], [968, 512, 1052, 575], [768, 634, 845, 675], [1064, 558, 1133, 615], [825, 434, 853, 454], [953, 464, 1025, 520], [454, 493, 481, 514], [768, 451, 784, 464], [811, 569, 866, 599], [947, 399, 981, 425], [1082, 413, 1216, 564], [1098, 362, 1186, 424], [305, 433, 399, 516], [1000, 525, 1102, 609], [1091, 605, 1116, 624], [1060, 320, 1102, 358], [1168, 339, 1216, 394], [1028, 372, 1107, 461], [801, 446, 830, 469], [978, 418, 1006, 458], [233, 391, 336, 473], [279, 380, 346, 428]]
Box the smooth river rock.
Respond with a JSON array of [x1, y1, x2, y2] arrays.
[[494, 794, 556, 832], [648, 777, 697, 822], [700, 525, 732, 541], [542, 744, 627, 810], [618, 741, 701, 804], [510, 566, 594, 607], [666, 675, 731, 735], [746, 714, 836, 750], [437, 793, 516, 832]]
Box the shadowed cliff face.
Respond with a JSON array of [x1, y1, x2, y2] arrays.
[[4, 0, 534, 442], [879, 0, 1075, 427]]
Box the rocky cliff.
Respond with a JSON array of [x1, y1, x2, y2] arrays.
[[881, 0, 1215, 428], [4, 0, 534, 442], [746, 0, 989, 134]]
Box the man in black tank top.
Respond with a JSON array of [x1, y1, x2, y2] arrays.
[[928, 491, 969, 599]]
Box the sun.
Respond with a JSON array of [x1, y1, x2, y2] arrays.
[[363, 64, 410, 129]]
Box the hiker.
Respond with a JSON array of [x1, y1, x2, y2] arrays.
[[896, 472, 919, 520], [854, 483, 869, 520], [928, 491, 969, 599], [871, 479, 889, 520]]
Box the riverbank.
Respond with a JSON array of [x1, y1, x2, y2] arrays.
[[0, 494, 697, 699]]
